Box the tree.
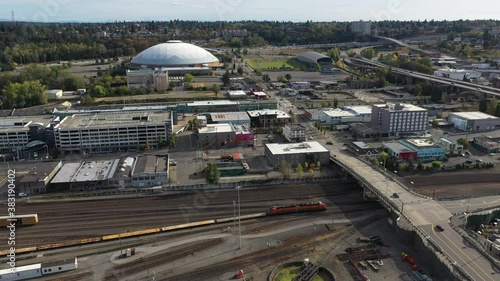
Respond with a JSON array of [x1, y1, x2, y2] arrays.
[[495, 104, 500, 117], [431, 161, 441, 170], [316, 161, 321, 170], [204, 162, 220, 184], [415, 84, 423, 96], [145, 141, 151, 152], [284, 73, 292, 82], [262, 74, 271, 82], [457, 138, 469, 149], [1, 80, 48, 109], [431, 120, 439, 128], [169, 81, 176, 90], [237, 66, 244, 76], [80, 95, 95, 106], [479, 98, 488, 113], [222, 70, 231, 87], [184, 73, 194, 83], [333, 98, 339, 108], [168, 133, 177, 148], [212, 84, 220, 96], [297, 163, 304, 177]]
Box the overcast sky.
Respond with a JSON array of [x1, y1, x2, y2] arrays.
[[2, 0, 499, 22]]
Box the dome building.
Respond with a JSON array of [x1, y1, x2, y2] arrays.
[[130, 40, 219, 67], [127, 41, 220, 90]]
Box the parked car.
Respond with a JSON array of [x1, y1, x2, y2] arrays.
[[435, 225, 445, 232], [489, 153, 496, 156], [18, 192, 27, 197], [326, 141, 333, 145], [392, 193, 399, 198]]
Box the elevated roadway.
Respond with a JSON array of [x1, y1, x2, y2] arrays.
[[348, 57, 500, 98], [330, 148, 499, 281]]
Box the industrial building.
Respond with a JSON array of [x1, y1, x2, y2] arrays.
[[198, 123, 236, 149], [434, 69, 481, 81], [126, 68, 169, 90], [283, 124, 306, 142], [209, 112, 250, 126], [264, 142, 330, 167], [45, 89, 63, 100], [437, 137, 464, 156], [371, 103, 428, 137], [473, 135, 500, 153], [448, 112, 500, 132], [342, 105, 372, 122], [131, 155, 168, 188], [176, 100, 278, 114], [296, 52, 333, 70], [50, 160, 120, 191], [398, 139, 445, 162], [382, 142, 418, 161], [227, 90, 248, 99], [18, 161, 62, 194], [346, 141, 379, 156], [54, 112, 173, 153], [247, 109, 291, 127]]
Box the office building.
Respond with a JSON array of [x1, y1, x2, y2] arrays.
[[371, 103, 428, 137], [247, 109, 291, 127], [283, 124, 306, 142], [398, 139, 445, 162]]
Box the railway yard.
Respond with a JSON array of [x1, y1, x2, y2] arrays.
[[0, 181, 447, 281]]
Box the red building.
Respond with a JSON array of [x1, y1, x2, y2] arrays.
[[382, 142, 417, 161]]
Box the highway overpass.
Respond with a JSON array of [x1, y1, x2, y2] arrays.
[[330, 148, 499, 281], [349, 57, 500, 98]]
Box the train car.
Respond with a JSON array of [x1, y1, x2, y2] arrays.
[[266, 204, 298, 215], [0, 263, 42, 281], [0, 214, 38, 227], [161, 220, 215, 232], [297, 201, 327, 212], [41, 257, 78, 276], [266, 202, 327, 215]]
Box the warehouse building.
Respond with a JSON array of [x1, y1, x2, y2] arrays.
[[45, 89, 63, 100], [50, 160, 120, 191], [18, 161, 62, 194], [126, 68, 170, 90], [448, 112, 500, 132], [131, 155, 168, 188], [209, 112, 250, 126], [54, 112, 173, 153], [321, 109, 356, 125], [342, 105, 372, 122], [371, 103, 428, 137], [264, 142, 330, 167], [198, 123, 236, 149], [473, 135, 500, 153]]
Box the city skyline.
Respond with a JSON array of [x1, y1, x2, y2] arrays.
[[2, 0, 499, 23]]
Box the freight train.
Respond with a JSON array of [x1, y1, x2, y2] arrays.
[[0, 214, 38, 227], [266, 201, 327, 215]]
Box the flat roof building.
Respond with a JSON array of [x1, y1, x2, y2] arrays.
[[0, 116, 57, 152], [283, 124, 306, 143], [131, 155, 168, 188], [342, 105, 372, 122], [247, 109, 291, 127], [264, 141, 330, 167], [228, 90, 248, 99], [321, 109, 356, 124], [51, 160, 120, 191], [371, 103, 428, 137], [398, 139, 445, 162], [54, 112, 173, 153], [209, 112, 250, 126], [382, 142, 418, 161], [473, 135, 500, 153], [18, 161, 62, 194], [198, 123, 236, 149], [449, 111, 500, 132]]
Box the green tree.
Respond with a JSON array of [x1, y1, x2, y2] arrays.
[[80, 95, 94, 106], [415, 84, 423, 96], [204, 163, 220, 184], [431, 120, 439, 128], [479, 98, 488, 113], [212, 84, 221, 96], [431, 161, 441, 170], [169, 81, 176, 90], [1, 80, 48, 109], [237, 66, 244, 76], [284, 73, 292, 81], [262, 74, 271, 82], [316, 161, 321, 170], [222, 70, 231, 87], [184, 73, 194, 83], [168, 133, 177, 148], [333, 98, 339, 108], [457, 138, 469, 149], [297, 163, 304, 177], [495, 104, 500, 117]]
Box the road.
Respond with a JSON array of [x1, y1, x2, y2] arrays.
[[329, 145, 499, 281], [440, 195, 500, 214]]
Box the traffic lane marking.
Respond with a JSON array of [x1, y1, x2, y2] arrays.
[[431, 225, 494, 281]]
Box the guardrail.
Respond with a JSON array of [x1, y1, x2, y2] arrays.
[[330, 155, 473, 281]]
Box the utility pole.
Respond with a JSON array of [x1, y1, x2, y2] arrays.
[[236, 185, 242, 249]]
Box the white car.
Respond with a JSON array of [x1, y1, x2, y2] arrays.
[[18, 192, 27, 197], [489, 153, 496, 156]]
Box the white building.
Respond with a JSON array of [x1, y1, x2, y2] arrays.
[[54, 112, 173, 153], [321, 109, 356, 124], [283, 124, 306, 142], [45, 89, 63, 100], [264, 142, 330, 167], [209, 112, 250, 126], [371, 103, 428, 137], [41, 257, 78, 275], [351, 21, 372, 35], [228, 90, 247, 99], [434, 69, 481, 81], [449, 112, 500, 132], [342, 105, 372, 122]]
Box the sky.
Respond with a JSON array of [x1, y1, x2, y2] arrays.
[[1, 0, 499, 23]]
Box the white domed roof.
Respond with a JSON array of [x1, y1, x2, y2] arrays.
[[131, 40, 219, 66]]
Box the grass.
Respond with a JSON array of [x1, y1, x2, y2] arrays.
[[246, 58, 304, 70], [272, 266, 328, 281]]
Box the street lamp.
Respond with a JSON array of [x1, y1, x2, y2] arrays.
[[233, 200, 236, 229], [313, 225, 317, 251], [236, 185, 242, 249], [410, 181, 415, 192], [266, 239, 271, 265]]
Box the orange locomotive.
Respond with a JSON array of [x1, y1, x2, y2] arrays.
[[266, 201, 327, 215]]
